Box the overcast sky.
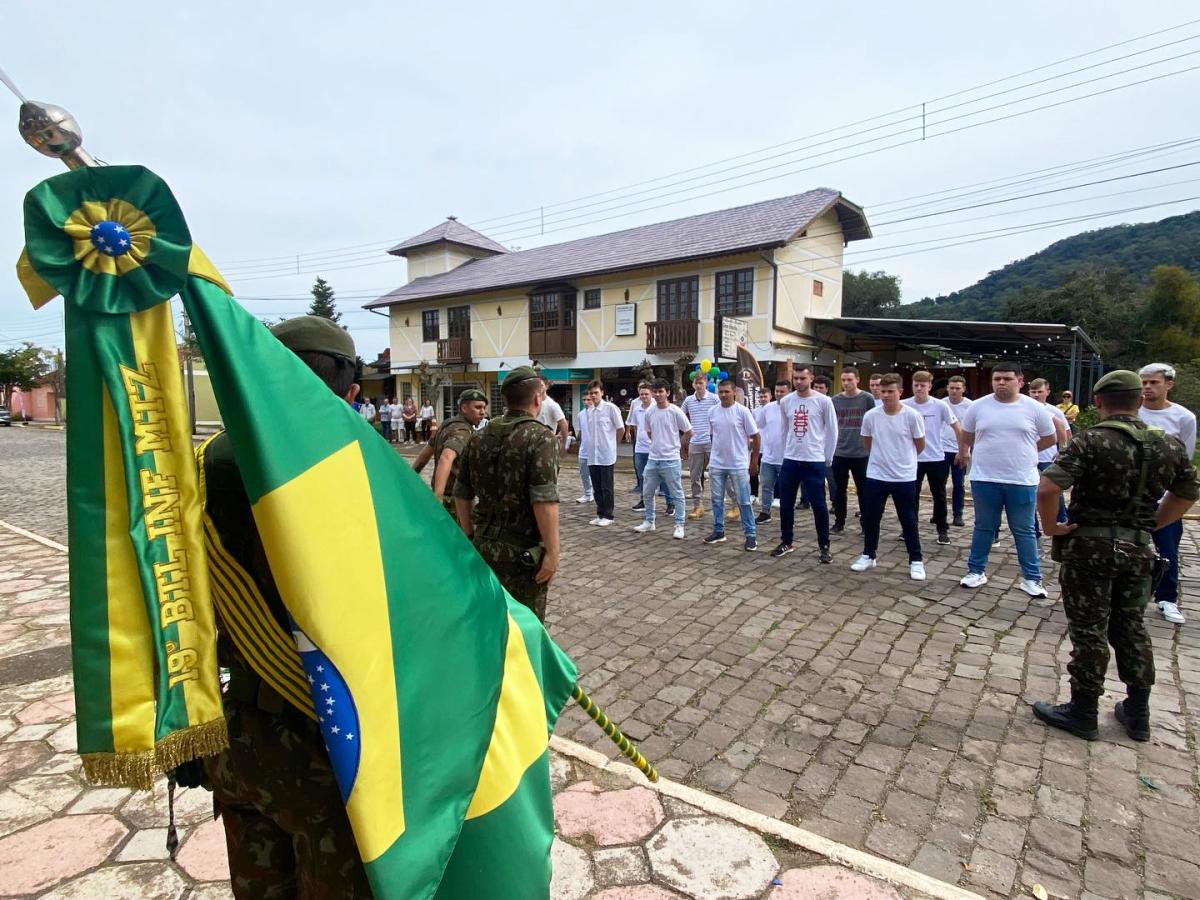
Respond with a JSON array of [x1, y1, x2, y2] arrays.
[[2, 1, 1199, 359]]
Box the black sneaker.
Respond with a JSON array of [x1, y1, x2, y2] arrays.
[[928, 516, 937, 524], [754, 511, 771, 525], [937, 530, 951, 545], [953, 515, 965, 527], [797, 501, 811, 510], [703, 531, 727, 544], [770, 542, 794, 558], [665, 505, 676, 517], [632, 501, 646, 511], [744, 537, 758, 552], [819, 545, 833, 564], [831, 522, 845, 534]]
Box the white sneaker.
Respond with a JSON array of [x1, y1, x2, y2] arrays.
[[910, 561, 926, 581], [1018, 578, 1048, 598], [672, 525, 686, 540], [960, 572, 988, 589], [576, 495, 593, 504], [588, 517, 602, 526], [850, 554, 877, 572], [1159, 601, 1186, 624], [772, 499, 781, 509], [596, 518, 614, 527], [633, 521, 655, 533]]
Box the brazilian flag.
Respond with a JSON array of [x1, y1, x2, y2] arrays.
[[18, 166, 578, 899]]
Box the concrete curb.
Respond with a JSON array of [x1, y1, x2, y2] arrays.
[[550, 735, 985, 900], [0, 518, 68, 552]]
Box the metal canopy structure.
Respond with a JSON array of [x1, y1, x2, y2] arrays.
[[812, 317, 1104, 402]]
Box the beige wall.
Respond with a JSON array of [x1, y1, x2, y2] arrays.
[[771, 209, 846, 345], [404, 245, 492, 281]]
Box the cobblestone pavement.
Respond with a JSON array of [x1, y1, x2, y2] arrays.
[[0, 428, 66, 545], [4, 431, 1199, 897], [0, 527, 940, 899]]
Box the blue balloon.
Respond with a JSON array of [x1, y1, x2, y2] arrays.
[[708, 382, 717, 392]]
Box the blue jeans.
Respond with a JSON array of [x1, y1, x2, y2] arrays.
[[1036, 461, 1068, 524], [1152, 519, 1183, 605], [634, 451, 671, 504], [710, 468, 756, 537], [642, 459, 686, 526], [758, 461, 782, 510], [861, 478, 921, 561], [968, 480, 1041, 581], [579, 456, 593, 497], [946, 451, 966, 518], [776, 459, 830, 547]]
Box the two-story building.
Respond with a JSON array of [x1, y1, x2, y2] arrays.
[[365, 189, 871, 421]]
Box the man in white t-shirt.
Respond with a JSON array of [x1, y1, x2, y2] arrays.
[[705, 379, 761, 551], [1028, 378, 1071, 528], [753, 381, 790, 523], [536, 389, 569, 455], [388, 398, 403, 443], [1140, 362, 1198, 624], [360, 398, 377, 426], [903, 370, 961, 546], [579, 381, 625, 526], [634, 378, 692, 539], [626, 382, 673, 514], [773, 364, 838, 562], [572, 395, 594, 504], [852, 373, 927, 580], [959, 363, 1056, 596], [944, 376, 972, 526]]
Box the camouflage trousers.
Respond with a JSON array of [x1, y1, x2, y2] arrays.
[[1059, 558, 1156, 698], [204, 691, 372, 899], [475, 538, 547, 622]]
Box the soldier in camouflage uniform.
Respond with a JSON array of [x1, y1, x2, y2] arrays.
[[453, 366, 560, 621], [202, 317, 372, 898], [411, 389, 488, 514], [1033, 369, 1198, 742]]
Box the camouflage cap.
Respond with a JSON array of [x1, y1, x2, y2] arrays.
[[270, 316, 356, 364], [458, 388, 488, 404], [502, 365, 542, 385], [1093, 369, 1142, 394]]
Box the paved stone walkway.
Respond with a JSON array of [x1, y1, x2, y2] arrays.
[[3, 428, 1199, 898], [0, 526, 943, 899]]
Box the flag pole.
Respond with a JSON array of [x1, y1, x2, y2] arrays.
[[572, 684, 658, 782]]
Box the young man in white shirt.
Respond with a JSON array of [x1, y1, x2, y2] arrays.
[[682, 371, 737, 520], [944, 376, 972, 527], [536, 388, 569, 455], [753, 381, 789, 524], [573, 395, 594, 504], [1028, 378, 1071, 528], [626, 382, 673, 514], [634, 378, 691, 539], [1140, 362, 1198, 624], [903, 370, 962, 546], [852, 373, 927, 580], [580, 381, 625, 526], [959, 363, 1056, 596], [705, 379, 761, 551], [773, 364, 838, 562]]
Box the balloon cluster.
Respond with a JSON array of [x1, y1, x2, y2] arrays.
[[692, 359, 729, 393]]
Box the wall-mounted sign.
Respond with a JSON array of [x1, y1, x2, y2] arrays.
[[614, 303, 637, 336], [716, 315, 750, 359]]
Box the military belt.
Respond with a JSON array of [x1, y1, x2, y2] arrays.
[[225, 671, 286, 714], [475, 522, 538, 547], [1068, 525, 1153, 545]]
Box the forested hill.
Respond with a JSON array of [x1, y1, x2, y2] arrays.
[[892, 210, 1200, 320]]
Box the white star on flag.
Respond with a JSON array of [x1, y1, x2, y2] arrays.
[[320, 683, 330, 692], [345, 733, 354, 741], [331, 725, 340, 734]]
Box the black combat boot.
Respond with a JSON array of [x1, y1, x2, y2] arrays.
[[1114, 687, 1151, 742], [1032, 693, 1099, 741]]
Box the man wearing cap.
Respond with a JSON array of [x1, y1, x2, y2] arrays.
[[1033, 370, 1198, 743], [412, 389, 489, 515], [1139, 362, 1198, 625], [454, 366, 560, 622], [199, 316, 371, 897]]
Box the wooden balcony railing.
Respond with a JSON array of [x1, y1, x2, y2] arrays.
[[646, 319, 699, 354], [529, 327, 577, 358], [437, 336, 471, 364]]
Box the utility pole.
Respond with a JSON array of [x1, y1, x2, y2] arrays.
[[182, 311, 197, 435], [54, 348, 64, 426]]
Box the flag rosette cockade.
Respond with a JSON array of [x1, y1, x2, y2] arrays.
[[17, 164, 601, 898]]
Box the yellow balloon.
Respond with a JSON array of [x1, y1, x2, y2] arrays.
[[700, 359, 712, 372]]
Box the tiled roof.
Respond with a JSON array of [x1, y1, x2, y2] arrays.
[[366, 189, 869, 309], [387, 218, 509, 256]]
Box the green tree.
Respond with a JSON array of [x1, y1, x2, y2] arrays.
[[842, 270, 901, 317], [1141, 265, 1200, 361], [0, 342, 53, 407], [307, 277, 341, 322]]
